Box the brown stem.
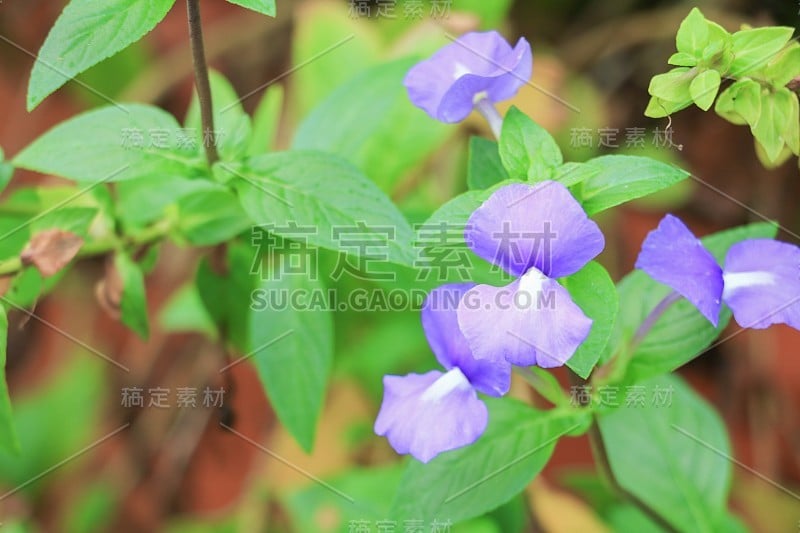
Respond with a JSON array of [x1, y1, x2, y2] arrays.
[[567, 371, 680, 533], [186, 0, 219, 166]]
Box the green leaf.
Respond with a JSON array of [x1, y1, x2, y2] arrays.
[[14, 104, 198, 183], [0, 355, 105, 490], [413, 181, 518, 286], [714, 78, 761, 127], [293, 59, 449, 192], [648, 67, 694, 103], [249, 273, 333, 451], [247, 84, 283, 156], [613, 222, 778, 383], [498, 107, 563, 181], [285, 466, 403, 530], [230, 150, 416, 267], [33, 207, 98, 237], [752, 87, 795, 164], [675, 8, 710, 57], [561, 262, 618, 379], [3, 268, 43, 310], [176, 189, 251, 246], [158, 283, 217, 338], [689, 69, 721, 111], [644, 95, 693, 119], [292, 2, 381, 116], [27, 0, 175, 110], [668, 51, 698, 67], [453, 0, 513, 28], [185, 70, 252, 162], [225, 0, 275, 16], [115, 252, 149, 339], [763, 43, 800, 86], [729, 26, 794, 77], [551, 161, 602, 188], [777, 88, 800, 156], [0, 306, 20, 455], [598, 374, 733, 533], [467, 137, 510, 190], [195, 242, 254, 352], [0, 148, 13, 195], [116, 175, 217, 228], [577, 155, 690, 215], [391, 400, 590, 523]]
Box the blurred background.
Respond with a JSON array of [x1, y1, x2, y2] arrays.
[[0, 0, 798, 531]]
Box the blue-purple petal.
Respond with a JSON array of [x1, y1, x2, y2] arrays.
[[404, 31, 532, 123], [374, 369, 488, 463], [456, 267, 593, 367], [422, 284, 511, 397], [635, 214, 724, 326], [465, 182, 604, 278], [722, 239, 800, 330]]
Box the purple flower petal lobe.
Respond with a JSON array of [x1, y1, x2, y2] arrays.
[[722, 239, 800, 329], [465, 182, 604, 278], [374, 369, 488, 463], [635, 214, 724, 326], [456, 267, 593, 367], [422, 284, 511, 396]]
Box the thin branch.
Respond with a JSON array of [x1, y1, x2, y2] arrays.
[[186, 0, 219, 166]]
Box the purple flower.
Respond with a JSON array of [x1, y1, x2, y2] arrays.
[[374, 284, 512, 463], [454, 181, 605, 367], [404, 31, 532, 123], [636, 214, 800, 329]]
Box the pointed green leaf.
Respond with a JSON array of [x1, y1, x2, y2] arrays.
[[467, 136, 510, 190], [225, 0, 275, 16], [115, 252, 149, 339], [0, 306, 20, 455], [249, 273, 333, 451], [562, 262, 618, 379], [391, 401, 590, 523], [752, 87, 794, 164], [714, 78, 761, 127], [27, 0, 175, 110], [499, 106, 563, 181], [293, 59, 449, 192], [668, 51, 698, 67], [14, 104, 199, 183], [185, 70, 252, 161], [577, 155, 689, 215], [599, 374, 733, 533], [675, 8, 710, 56], [763, 43, 800, 86], [248, 84, 283, 156], [231, 150, 416, 267], [729, 26, 794, 77], [176, 189, 251, 246], [648, 68, 694, 102], [689, 69, 721, 111]]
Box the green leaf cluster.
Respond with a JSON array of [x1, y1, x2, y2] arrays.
[[646, 7, 800, 166]]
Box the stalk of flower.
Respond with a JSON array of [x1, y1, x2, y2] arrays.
[[403, 30, 532, 137], [636, 214, 800, 330]]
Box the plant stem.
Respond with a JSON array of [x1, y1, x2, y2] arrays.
[[186, 0, 219, 166], [631, 291, 681, 347], [567, 370, 680, 532], [474, 97, 503, 139], [0, 220, 171, 277]]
